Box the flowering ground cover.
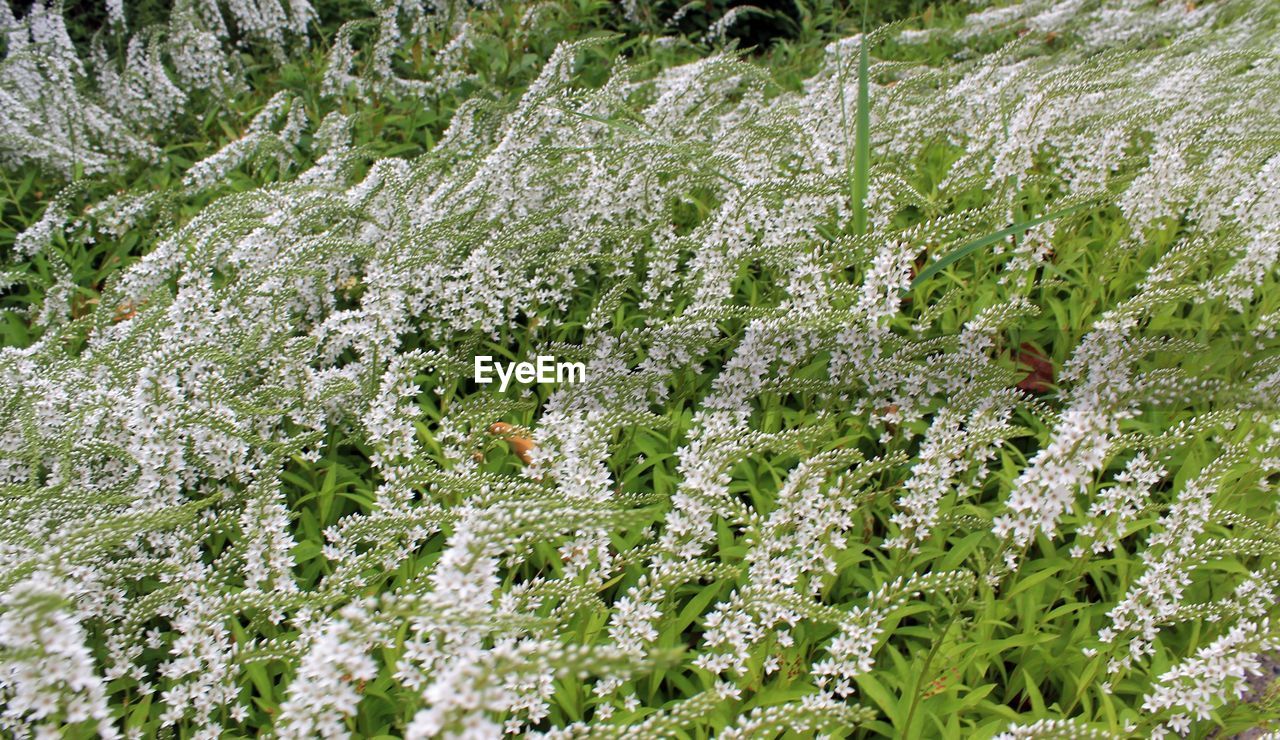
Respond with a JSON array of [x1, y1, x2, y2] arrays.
[[2, 0, 1279, 737]]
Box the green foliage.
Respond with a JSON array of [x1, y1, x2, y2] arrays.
[[2, 0, 1280, 738]]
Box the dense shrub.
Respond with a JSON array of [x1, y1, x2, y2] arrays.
[[2, 0, 1279, 737]]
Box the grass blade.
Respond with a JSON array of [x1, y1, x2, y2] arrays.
[[908, 201, 1093, 293]]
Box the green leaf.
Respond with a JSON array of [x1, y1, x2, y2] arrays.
[[318, 460, 340, 524], [1006, 561, 1067, 599], [291, 540, 322, 563], [854, 673, 902, 726], [674, 583, 726, 634], [956, 683, 996, 712], [126, 694, 152, 729], [909, 201, 1095, 292], [1021, 668, 1047, 713]]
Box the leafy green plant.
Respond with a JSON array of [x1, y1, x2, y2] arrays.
[[2, 0, 1279, 738]]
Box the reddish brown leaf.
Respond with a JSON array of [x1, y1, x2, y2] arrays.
[[113, 300, 143, 322], [488, 422, 536, 464], [1015, 342, 1055, 393]]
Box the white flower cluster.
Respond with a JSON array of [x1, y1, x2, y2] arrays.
[[0, 576, 116, 738], [0, 0, 494, 178], [1143, 618, 1280, 731], [1, 0, 1278, 735]]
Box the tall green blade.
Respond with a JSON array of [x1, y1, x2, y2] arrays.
[[852, 40, 871, 236]]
